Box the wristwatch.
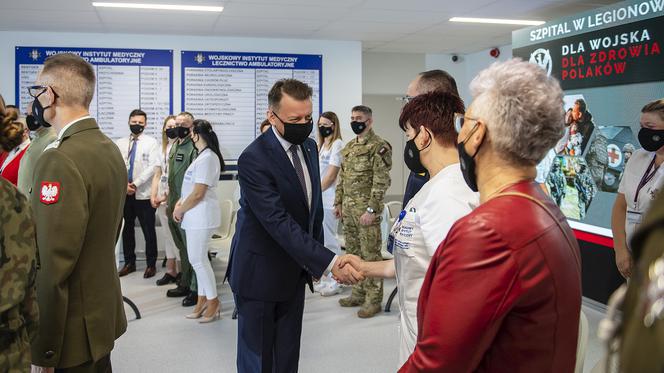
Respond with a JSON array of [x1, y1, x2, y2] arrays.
[[366, 207, 375, 214]]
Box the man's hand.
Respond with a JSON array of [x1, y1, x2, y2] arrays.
[[127, 183, 136, 196], [615, 247, 633, 279], [334, 205, 343, 219], [360, 211, 375, 226], [337, 254, 365, 275], [331, 257, 365, 285]]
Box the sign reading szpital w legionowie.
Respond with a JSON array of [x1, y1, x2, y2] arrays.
[[512, 0, 664, 90]]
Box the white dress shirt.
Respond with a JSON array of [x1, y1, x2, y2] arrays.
[[0, 139, 30, 173], [272, 126, 312, 208], [115, 133, 160, 200]]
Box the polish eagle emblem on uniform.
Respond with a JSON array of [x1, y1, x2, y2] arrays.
[[40, 181, 61, 205]]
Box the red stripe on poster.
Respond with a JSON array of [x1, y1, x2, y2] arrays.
[[573, 229, 614, 248]]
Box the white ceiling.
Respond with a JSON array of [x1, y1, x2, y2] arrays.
[[0, 0, 621, 54]]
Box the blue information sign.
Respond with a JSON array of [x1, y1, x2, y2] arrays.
[[181, 51, 323, 160], [16, 46, 173, 139]]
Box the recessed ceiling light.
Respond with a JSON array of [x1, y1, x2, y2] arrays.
[[449, 17, 545, 26], [92, 2, 224, 12]]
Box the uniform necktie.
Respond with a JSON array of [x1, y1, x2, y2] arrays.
[[289, 145, 307, 199], [128, 138, 137, 183]]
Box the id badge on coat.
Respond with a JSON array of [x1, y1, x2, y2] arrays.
[[388, 210, 407, 254], [627, 211, 643, 225]]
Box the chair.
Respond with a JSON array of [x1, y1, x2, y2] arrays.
[[209, 199, 236, 255], [115, 219, 141, 320], [576, 309, 589, 373]]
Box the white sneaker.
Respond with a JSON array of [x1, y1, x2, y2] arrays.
[[313, 281, 326, 293], [320, 282, 341, 297]]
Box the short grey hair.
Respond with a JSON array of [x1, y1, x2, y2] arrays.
[[469, 58, 564, 166]]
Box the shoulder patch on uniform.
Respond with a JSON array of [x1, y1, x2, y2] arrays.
[[40, 181, 61, 205], [378, 145, 390, 156]]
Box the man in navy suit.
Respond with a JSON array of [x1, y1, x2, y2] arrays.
[[227, 79, 363, 373]]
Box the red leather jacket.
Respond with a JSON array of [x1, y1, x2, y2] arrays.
[[400, 181, 581, 373]]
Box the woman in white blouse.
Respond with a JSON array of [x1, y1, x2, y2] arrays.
[[151, 115, 181, 286], [339, 91, 479, 365], [612, 99, 664, 279], [315, 111, 344, 296], [173, 119, 225, 323]]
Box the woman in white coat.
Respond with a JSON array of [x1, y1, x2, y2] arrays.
[[173, 119, 225, 323], [315, 111, 344, 296]]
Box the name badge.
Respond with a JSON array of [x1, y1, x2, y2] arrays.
[[627, 211, 643, 225], [176, 154, 184, 162]]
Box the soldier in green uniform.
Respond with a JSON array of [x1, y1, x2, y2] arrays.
[[165, 112, 198, 307], [17, 107, 57, 196], [28, 53, 127, 373], [334, 105, 392, 318], [0, 106, 39, 373]]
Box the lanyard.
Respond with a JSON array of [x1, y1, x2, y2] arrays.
[[634, 155, 659, 205]]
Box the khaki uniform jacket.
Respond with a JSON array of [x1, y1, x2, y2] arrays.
[[30, 118, 127, 368], [620, 190, 664, 372], [17, 127, 57, 196], [0, 178, 39, 372], [167, 137, 196, 210], [334, 129, 392, 214]]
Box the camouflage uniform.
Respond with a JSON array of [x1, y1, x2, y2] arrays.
[[335, 129, 392, 307], [585, 132, 608, 188], [0, 177, 38, 373]]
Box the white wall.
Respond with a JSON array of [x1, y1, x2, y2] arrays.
[[425, 45, 513, 105], [0, 31, 362, 142], [363, 52, 425, 95]]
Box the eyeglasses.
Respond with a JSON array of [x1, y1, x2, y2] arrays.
[[27, 85, 59, 99], [454, 113, 479, 133], [397, 95, 415, 104]]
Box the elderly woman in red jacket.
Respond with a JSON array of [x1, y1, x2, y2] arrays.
[[400, 59, 582, 373]]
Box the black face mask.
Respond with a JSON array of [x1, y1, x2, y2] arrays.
[[351, 121, 367, 135], [274, 113, 313, 145], [318, 125, 334, 138], [165, 128, 178, 139], [32, 92, 52, 128], [403, 129, 431, 174], [177, 126, 191, 139], [130, 124, 144, 135], [457, 125, 483, 192], [638, 127, 664, 152], [26, 114, 40, 131]]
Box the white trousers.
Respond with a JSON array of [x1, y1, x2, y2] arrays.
[[157, 204, 179, 260], [185, 228, 217, 299]]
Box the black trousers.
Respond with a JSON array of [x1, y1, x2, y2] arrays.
[[122, 194, 157, 267], [235, 285, 306, 373]]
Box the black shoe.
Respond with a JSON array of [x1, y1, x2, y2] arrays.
[[182, 291, 197, 307], [156, 273, 178, 286], [118, 263, 136, 277], [166, 285, 190, 298]]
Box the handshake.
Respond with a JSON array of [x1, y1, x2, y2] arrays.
[[330, 254, 366, 285]]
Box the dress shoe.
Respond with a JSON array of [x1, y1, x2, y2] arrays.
[[118, 263, 136, 277], [185, 304, 208, 319], [199, 302, 221, 323], [339, 296, 364, 307], [143, 266, 156, 279], [166, 285, 190, 298], [357, 303, 382, 318], [156, 273, 179, 286], [182, 291, 197, 307]]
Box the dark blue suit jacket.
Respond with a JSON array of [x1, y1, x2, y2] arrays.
[[226, 129, 334, 302]]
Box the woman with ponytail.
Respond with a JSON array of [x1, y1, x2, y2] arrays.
[[173, 119, 225, 323]]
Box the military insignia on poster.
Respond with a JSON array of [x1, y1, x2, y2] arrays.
[[195, 53, 205, 64], [529, 48, 553, 76], [29, 49, 41, 62], [40, 181, 60, 205], [607, 143, 623, 168]]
